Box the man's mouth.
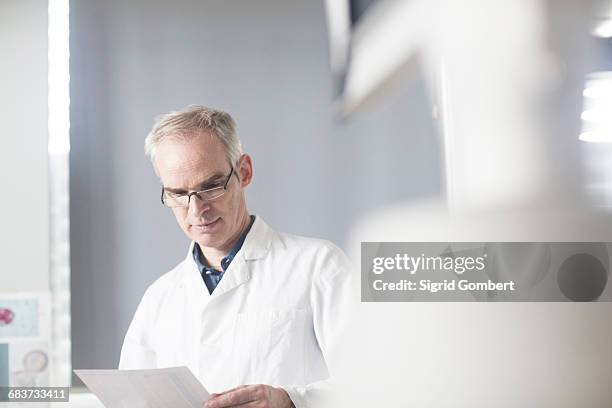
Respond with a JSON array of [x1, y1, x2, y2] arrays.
[[191, 217, 221, 231]]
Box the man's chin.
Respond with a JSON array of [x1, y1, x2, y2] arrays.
[[189, 225, 226, 247]]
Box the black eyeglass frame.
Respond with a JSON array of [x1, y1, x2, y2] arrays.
[[160, 167, 236, 207]]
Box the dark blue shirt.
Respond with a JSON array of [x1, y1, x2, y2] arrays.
[[192, 215, 255, 294]]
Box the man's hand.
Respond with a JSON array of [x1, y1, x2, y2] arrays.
[[203, 384, 295, 408]]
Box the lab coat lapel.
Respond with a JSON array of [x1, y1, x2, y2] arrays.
[[180, 217, 276, 378], [180, 242, 210, 378], [209, 254, 251, 297], [208, 216, 275, 298], [183, 242, 212, 308]]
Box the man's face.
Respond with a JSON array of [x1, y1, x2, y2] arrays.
[[154, 131, 252, 252]]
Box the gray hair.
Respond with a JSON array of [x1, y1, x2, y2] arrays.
[[145, 105, 243, 169]]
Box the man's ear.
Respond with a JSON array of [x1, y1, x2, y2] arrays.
[[237, 154, 253, 187]]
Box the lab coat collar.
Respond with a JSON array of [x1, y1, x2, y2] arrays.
[[241, 216, 276, 260], [181, 215, 276, 290]]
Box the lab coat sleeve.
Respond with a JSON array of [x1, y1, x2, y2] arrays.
[[118, 285, 158, 369], [283, 242, 356, 408]]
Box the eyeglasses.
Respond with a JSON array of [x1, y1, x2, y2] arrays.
[[160, 168, 235, 208]]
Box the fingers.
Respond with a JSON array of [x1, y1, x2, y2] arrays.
[[210, 384, 249, 398], [204, 385, 264, 408]]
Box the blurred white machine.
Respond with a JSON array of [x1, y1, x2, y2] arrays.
[[325, 0, 612, 406]]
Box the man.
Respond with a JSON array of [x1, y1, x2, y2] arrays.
[[119, 105, 353, 408]]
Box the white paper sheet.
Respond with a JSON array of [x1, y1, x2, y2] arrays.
[[74, 366, 210, 408]]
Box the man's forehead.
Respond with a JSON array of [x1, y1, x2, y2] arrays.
[[154, 136, 229, 188]]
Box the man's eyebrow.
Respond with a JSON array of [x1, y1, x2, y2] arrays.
[[163, 173, 227, 194]]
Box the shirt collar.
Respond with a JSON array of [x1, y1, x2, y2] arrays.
[[183, 215, 278, 287], [192, 215, 255, 273]]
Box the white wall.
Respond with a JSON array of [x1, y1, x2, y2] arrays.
[[0, 0, 49, 293]]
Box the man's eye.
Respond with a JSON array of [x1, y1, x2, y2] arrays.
[[167, 192, 186, 198]]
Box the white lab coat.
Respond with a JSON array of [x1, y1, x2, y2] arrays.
[[119, 217, 354, 408]]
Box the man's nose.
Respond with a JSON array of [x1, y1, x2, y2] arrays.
[[188, 194, 210, 216]]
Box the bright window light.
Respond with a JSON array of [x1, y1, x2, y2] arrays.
[[48, 0, 71, 387], [48, 0, 70, 155], [579, 132, 612, 143], [579, 72, 612, 143], [592, 19, 612, 38]]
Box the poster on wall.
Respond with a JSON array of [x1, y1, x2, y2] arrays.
[[0, 293, 51, 386]]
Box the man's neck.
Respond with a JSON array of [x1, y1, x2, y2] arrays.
[[199, 213, 250, 269]]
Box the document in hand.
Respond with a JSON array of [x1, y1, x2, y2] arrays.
[[74, 366, 210, 408]]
